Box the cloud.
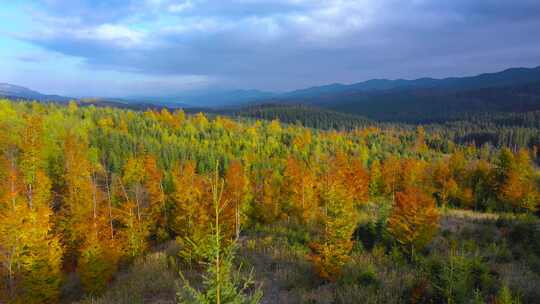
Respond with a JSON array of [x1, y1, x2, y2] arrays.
[[8, 0, 540, 93], [167, 0, 194, 13]]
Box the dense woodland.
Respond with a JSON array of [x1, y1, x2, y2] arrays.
[[0, 99, 539, 304], [235, 104, 540, 160]]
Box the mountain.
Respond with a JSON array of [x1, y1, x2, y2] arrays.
[[0, 84, 193, 110], [280, 66, 540, 99], [254, 66, 540, 123], [0, 83, 71, 102], [131, 89, 275, 108], [3, 65, 540, 122], [320, 81, 540, 123]]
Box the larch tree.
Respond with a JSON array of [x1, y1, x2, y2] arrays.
[[143, 155, 169, 242], [171, 161, 212, 263], [432, 159, 459, 207], [498, 148, 539, 212], [387, 187, 440, 257], [369, 159, 384, 197], [308, 164, 359, 281], [0, 115, 63, 303], [117, 156, 151, 259], [381, 156, 401, 200], [62, 134, 120, 295], [223, 160, 249, 240], [283, 156, 318, 224]]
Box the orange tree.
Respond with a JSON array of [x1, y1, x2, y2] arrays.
[[387, 187, 440, 257]]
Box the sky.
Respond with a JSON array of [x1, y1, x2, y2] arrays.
[[1, 0, 540, 97]]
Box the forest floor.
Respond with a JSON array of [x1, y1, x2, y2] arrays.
[[75, 208, 540, 304]]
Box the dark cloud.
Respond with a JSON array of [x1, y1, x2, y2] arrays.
[[18, 0, 540, 92]]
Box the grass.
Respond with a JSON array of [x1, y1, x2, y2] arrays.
[[74, 207, 539, 304], [76, 252, 177, 304]]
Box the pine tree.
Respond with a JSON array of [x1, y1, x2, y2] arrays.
[[177, 165, 262, 304]]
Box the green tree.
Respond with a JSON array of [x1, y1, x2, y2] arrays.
[[177, 166, 262, 304]]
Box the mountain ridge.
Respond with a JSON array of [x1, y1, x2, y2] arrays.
[[3, 65, 540, 119]]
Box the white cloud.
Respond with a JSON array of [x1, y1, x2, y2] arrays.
[[14, 0, 540, 93], [168, 0, 194, 13], [93, 24, 146, 47]]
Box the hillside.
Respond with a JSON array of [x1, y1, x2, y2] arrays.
[[283, 66, 540, 98], [4, 66, 540, 123], [0, 83, 71, 102], [0, 99, 539, 304], [230, 103, 373, 130], [255, 66, 540, 122], [323, 81, 540, 123]]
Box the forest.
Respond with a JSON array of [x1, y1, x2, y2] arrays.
[[0, 99, 539, 304]]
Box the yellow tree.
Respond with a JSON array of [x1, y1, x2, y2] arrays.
[[415, 126, 428, 153], [62, 134, 120, 294], [346, 158, 370, 205], [223, 160, 249, 239], [432, 159, 459, 207], [171, 161, 212, 263], [117, 156, 151, 259], [252, 168, 284, 224], [308, 167, 358, 281], [369, 159, 384, 196], [498, 149, 539, 212], [388, 187, 440, 257], [0, 116, 63, 303], [381, 156, 401, 199], [61, 135, 94, 254], [283, 156, 318, 224], [143, 155, 168, 241], [400, 158, 429, 192]]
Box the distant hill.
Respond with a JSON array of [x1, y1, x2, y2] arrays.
[[318, 81, 540, 123], [0, 84, 192, 110], [131, 89, 275, 108], [4, 65, 540, 122], [257, 66, 540, 123], [0, 83, 72, 102], [281, 66, 540, 99]]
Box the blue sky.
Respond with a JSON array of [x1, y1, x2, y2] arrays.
[[1, 0, 540, 97]]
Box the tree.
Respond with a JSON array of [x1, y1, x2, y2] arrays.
[[177, 165, 262, 304], [116, 157, 151, 259], [387, 187, 439, 257], [432, 160, 459, 207], [400, 158, 428, 192], [308, 170, 358, 281], [223, 160, 248, 239], [144, 155, 169, 241], [415, 126, 428, 153], [251, 168, 284, 224], [283, 156, 318, 224], [76, 221, 120, 295], [369, 159, 384, 197], [497, 148, 539, 212], [346, 158, 370, 205], [171, 161, 212, 263], [0, 116, 63, 303], [60, 134, 120, 295], [381, 156, 401, 199], [60, 135, 95, 255]]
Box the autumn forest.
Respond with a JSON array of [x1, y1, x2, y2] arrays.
[[0, 99, 539, 304]]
